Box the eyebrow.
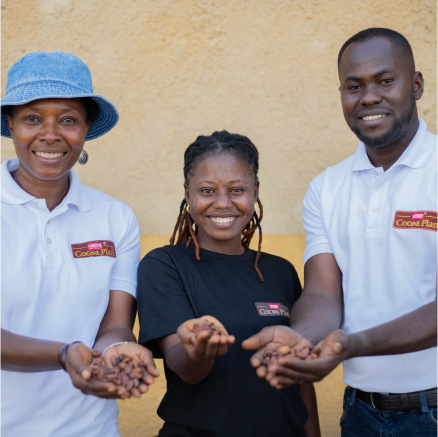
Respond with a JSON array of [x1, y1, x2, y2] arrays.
[[196, 179, 247, 185], [25, 107, 80, 112], [344, 69, 395, 82]]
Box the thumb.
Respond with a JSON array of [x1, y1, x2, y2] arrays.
[[242, 326, 274, 350]]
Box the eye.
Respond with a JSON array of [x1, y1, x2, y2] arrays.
[[61, 117, 76, 123], [379, 78, 393, 86], [230, 187, 244, 194], [25, 116, 40, 123], [201, 188, 215, 195], [348, 85, 362, 91]]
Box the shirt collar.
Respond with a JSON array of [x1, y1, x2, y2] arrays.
[[351, 118, 433, 172], [1, 158, 91, 212]]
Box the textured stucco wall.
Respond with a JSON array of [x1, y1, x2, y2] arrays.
[[2, 0, 436, 234]]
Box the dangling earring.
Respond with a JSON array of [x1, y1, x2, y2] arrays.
[[78, 149, 88, 165], [254, 202, 257, 210], [186, 204, 190, 213]]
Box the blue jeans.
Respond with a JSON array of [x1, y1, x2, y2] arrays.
[[340, 387, 437, 437]]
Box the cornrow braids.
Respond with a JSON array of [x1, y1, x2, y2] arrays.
[[170, 130, 265, 281]]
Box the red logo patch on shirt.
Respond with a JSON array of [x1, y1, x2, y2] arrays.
[[255, 302, 290, 318], [71, 240, 116, 258], [393, 211, 437, 232]]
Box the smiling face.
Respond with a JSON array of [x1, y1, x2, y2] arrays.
[[7, 98, 90, 181], [339, 37, 423, 148], [185, 152, 259, 250]]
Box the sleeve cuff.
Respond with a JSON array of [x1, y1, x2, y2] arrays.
[[109, 279, 137, 298], [303, 243, 333, 266]]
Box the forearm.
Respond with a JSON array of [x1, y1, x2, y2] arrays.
[[94, 327, 137, 353], [1, 329, 65, 372], [165, 341, 215, 384], [348, 300, 437, 358], [291, 292, 343, 346], [300, 382, 321, 437]]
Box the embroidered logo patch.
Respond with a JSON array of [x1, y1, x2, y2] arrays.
[[71, 240, 116, 258], [392, 211, 437, 232], [255, 302, 290, 318]]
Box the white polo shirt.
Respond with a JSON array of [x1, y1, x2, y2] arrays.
[[303, 118, 437, 393], [1, 159, 140, 437]]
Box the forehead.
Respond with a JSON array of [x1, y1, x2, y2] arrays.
[[14, 98, 86, 113], [339, 37, 406, 81], [190, 152, 253, 180]]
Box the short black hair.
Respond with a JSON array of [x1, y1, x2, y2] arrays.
[[1, 97, 100, 123], [338, 28, 415, 70]]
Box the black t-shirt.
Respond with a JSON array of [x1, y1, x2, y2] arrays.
[[137, 242, 308, 437]]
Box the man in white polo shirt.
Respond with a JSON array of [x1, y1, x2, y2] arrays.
[[243, 28, 436, 435]]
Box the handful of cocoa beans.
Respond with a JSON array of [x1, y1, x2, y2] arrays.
[[262, 345, 321, 366], [189, 319, 225, 339], [89, 354, 148, 397]]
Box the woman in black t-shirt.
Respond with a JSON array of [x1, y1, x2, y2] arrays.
[[137, 131, 320, 437]]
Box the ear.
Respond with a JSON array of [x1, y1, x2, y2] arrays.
[[184, 183, 190, 205], [254, 181, 260, 202], [7, 115, 14, 139], [413, 71, 424, 101]]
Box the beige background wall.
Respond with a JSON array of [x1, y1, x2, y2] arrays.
[[2, 0, 436, 235]]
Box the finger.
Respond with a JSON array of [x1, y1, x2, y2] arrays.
[[145, 363, 160, 378], [256, 365, 268, 378], [241, 327, 274, 350], [268, 364, 321, 383], [185, 320, 195, 332], [277, 356, 328, 374], [216, 335, 232, 356], [227, 335, 235, 345], [142, 372, 156, 385], [204, 335, 221, 357], [268, 375, 298, 389], [192, 330, 211, 355], [138, 382, 149, 394], [249, 350, 265, 368]]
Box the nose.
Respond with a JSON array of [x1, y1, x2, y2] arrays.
[[359, 84, 383, 106], [214, 190, 233, 209], [37, 118, 61, 144]]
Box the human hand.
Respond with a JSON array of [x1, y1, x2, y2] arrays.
[[102, 342, 160, 399], [65, 342, 122, 399], [266, 329, 350, 388], [241, 325, 313, 381], [177, 316, 235, 361]]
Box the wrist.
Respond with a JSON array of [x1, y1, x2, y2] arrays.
[[102, 341, 129, 356], [58, 341, 82, 371], [345, 332, 365, 359]]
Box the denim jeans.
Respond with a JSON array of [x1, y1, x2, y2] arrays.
[[340, 387, 437, 437]]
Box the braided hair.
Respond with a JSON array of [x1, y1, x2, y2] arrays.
[[170, 130, 264, 281]]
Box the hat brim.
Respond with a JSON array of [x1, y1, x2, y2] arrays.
[[1, 81, 119, 141]]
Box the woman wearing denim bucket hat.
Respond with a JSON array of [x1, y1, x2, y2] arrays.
[[1, 51, 159, 437]]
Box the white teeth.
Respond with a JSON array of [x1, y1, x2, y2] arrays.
[[35, 152, 64, 159], [210, 217, 236, 224], [363, 114, 386, 121]]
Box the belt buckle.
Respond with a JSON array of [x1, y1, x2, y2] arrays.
[[370, 392, 381, 411]]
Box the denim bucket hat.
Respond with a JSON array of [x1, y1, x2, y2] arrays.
[[1, 51, 119, 141]]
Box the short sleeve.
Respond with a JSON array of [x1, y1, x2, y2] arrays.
[[109, 207, 140, 297], [302, 172, 333, 266], [137, 250, 196, 358]]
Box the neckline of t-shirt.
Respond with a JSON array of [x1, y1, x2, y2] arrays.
[[178, 241, 255, 263]]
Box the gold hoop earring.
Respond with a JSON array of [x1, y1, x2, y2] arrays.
[[186, 204, 190, 213]]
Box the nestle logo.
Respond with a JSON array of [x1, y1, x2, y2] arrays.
[[411, 213, 425, 220], [87, 242, 103, 251], [269, 303, 280, 309]]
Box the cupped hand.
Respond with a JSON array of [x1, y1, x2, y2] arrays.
[[65, 342, 121, 399], [266, 329, 351, 389], [241, 325, 312, 380], [102, 342, 160, 399], [177, 315, 235, 361]]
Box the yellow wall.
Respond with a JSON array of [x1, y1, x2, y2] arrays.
[[117, 235, 344, 437], [1, 0, 436, 235]]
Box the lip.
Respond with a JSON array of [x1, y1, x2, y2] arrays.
[[32, 150, 68, 164], [207, 215, 239, 228], [357, 112, 390, 128]]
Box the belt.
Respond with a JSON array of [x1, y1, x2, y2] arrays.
[[348, 386, 437, 412]]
